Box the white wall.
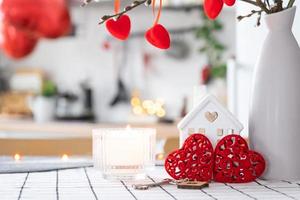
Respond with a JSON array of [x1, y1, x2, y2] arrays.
[[236, 2, 300, 135], [2, 4, 236, 122]]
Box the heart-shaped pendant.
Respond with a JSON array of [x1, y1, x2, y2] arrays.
[[165, 134, 214, 181], [214, 135, 266, 183], [204, 0, 224, 20], [223, 0, 235, 6], [145, 24, 170, 49], [205, 111, 218, 123], [106, 14, 131, 40]]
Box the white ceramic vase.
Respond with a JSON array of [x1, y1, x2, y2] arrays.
[[29, 96, 56, 123], [249, 6, 300, 180]]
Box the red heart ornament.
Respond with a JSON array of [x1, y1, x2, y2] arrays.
[[145, 24, 170, 49], [165, 134, 214, 181], [214, 135, 265, 183], [106, 15, 131, 40], [2, 0, 71, 39], [0, 22, 37, 59], [204, 0, 224, 20], [223, 0, 236, 6]]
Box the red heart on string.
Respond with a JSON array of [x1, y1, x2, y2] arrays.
[[106, 15, 131, 40], [223, 0, 236, 6], [204, 0, 224, 20], [145, 24, 170, 49], [2, 0, 71, 39], [0, 22, 37, 59], [165, 134, 214, 181], [214, 135, 265, 183]]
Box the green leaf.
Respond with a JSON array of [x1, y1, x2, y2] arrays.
[[210, 64, 227, 78], [42, 80, 57, 97]]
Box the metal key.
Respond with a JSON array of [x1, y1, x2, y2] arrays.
[[132, 178, 173, 190]]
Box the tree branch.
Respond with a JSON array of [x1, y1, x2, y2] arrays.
[[240, 0, 259, 7], [98, 0, 148, 25], [287, 0, 295, 8], [256, 0, 271, 13]]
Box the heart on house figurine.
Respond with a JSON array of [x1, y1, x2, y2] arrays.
[[214, 135, 266, 183], [106, 14, 131, 40], [205, 111, 218, 123], [165, 134, 214, 181], [145, 24, 170, 49]]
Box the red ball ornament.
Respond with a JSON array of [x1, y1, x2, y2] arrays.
[[165, 134, 214, 181], [106, 15, 131, 40], [214, 135, 266, 183], [145, 24, 170, 49], [204, 0, 224, 20]]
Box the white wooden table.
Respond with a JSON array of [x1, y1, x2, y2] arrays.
[[1, 167, 300, 200]]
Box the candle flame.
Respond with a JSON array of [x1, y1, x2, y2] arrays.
[[62, 154, 69, 161], [14, 153, 21, 161]]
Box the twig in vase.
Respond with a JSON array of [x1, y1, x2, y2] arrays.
[[237, 10, 263, 26], [239, 0, 271, 14], [98, 0, 148, 25], [287, 0, 296, 8], [256, 0, 271, 13], [81, 0, 93, 7]]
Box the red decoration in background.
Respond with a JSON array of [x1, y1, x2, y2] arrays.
[[102, 40, 111, 50], [106, 15, 131, 40], [165, 134, 214, 181], [0, 22, 37, 59], [201, 65, 211, 84], [1, 0, 71, 38], [106, 0, 131, 40], [165, 134, 266, 183], [0, 0, 71, 58], [214, 135, 265, 183], [145, 0, 170, 49], [204, 0, 224, 20]]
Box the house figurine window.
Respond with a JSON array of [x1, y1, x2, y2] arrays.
[[177, 94, 244, 147]]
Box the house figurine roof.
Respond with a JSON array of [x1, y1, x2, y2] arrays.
[[177, 94, 243, 132]]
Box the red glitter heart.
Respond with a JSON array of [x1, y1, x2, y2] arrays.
[[145, 24, 170, 49], [106, 15, 131, 40], [214, 135, 265, 183], [204, 0, 224, 20], [165, 134, 214, 181]]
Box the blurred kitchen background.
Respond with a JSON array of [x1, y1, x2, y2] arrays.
[[0, 0, 299, 159]]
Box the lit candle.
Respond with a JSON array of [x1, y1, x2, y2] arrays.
[[93, 127, 156, 179], [61, 154, 69, 161], [14, 153, 21, 161]]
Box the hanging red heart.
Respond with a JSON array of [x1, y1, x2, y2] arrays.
[[106, 15, 131, 41], [223, 0, 236, 6], [204, 0, 224, 20], [145, 24, 170, 49], [165, 134, 214, 181], [1, 0, 71, 39], [0, 22, 37, 59], [214, 135, 265, 183]]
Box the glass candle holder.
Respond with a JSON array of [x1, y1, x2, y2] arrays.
[[93, 127, 156, 180]]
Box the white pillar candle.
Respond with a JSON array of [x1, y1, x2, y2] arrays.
[[93, 127, 156, 179]]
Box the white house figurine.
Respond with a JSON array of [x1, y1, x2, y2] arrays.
[[178, 94, 244, 147]]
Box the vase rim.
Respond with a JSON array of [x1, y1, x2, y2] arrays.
[[264, 6, 296, 19]]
